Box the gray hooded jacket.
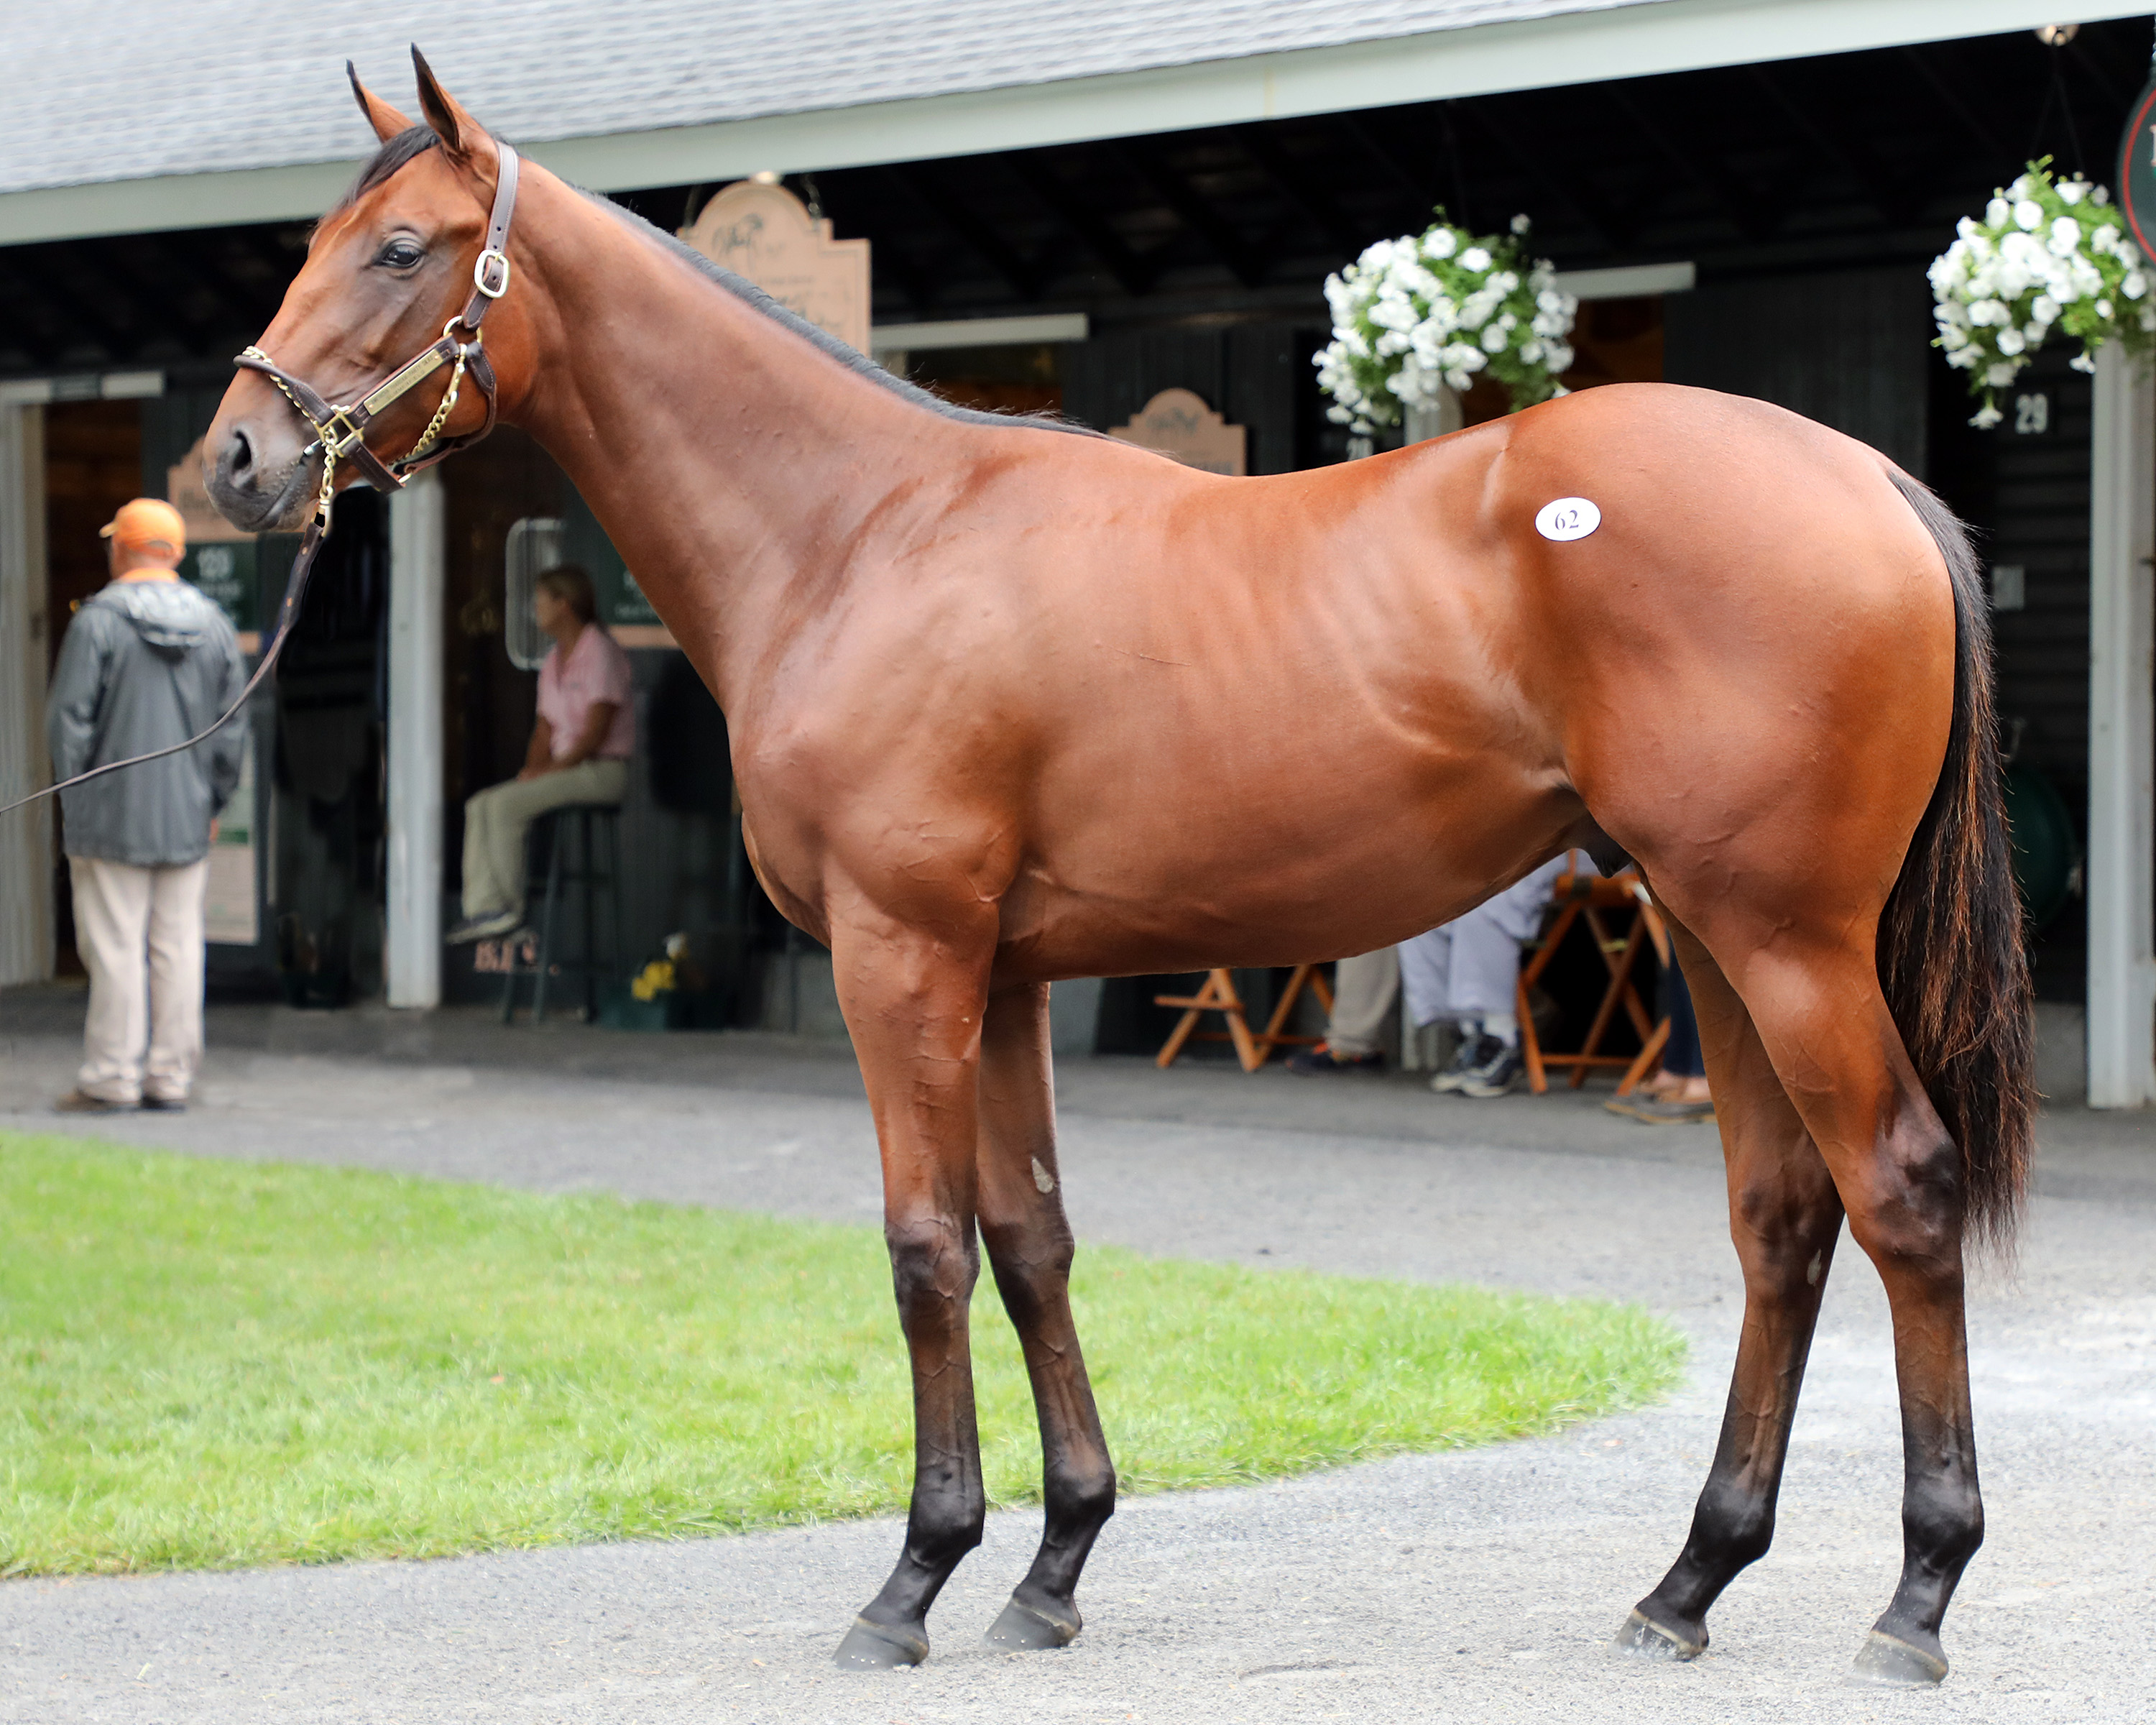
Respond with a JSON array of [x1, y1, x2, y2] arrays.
[[46, 579, 247, 867]]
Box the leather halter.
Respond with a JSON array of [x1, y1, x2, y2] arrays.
[[0, 140, 522, 821], [236, 139, 520, 503]]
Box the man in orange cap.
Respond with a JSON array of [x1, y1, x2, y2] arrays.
[[45, 497, 246, 1113]]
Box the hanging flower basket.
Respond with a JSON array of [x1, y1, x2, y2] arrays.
[[1315, 212, 1577, 436], [1931, 159, 2156, 428]]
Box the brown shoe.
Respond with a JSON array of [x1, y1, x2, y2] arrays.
[[1606, 1094, 1714, 1126], [55, 1088, 134, 1114], [139, 1094, 188, 1113]]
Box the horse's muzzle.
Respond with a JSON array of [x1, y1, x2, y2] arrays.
[[206, 420, 318, 535]]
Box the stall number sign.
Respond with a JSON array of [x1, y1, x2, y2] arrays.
[[2118, 71, 2156, 263]]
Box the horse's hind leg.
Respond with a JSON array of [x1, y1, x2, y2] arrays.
[[1619, 926, 1846, 1661], [1641, 920, 1984, 1684], [975, 982, 1117, 1649]]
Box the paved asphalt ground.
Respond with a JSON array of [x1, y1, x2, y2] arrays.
[[2, 988, 2152, 1724]]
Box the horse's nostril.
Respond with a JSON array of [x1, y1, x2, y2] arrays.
[[225, 426, 254, 481]]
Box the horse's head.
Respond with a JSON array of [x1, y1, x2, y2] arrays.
[[208, 50, 527, 532]]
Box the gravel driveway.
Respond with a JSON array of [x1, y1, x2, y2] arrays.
[[2, 998, 2152, 1723]]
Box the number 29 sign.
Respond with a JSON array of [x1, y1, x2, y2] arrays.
[[2117, 70, 2156, 263]]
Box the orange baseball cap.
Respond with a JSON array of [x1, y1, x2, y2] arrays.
[[99, 497, 187, 557]]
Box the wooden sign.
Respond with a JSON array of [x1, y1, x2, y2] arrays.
[[680, 181, 871, 355], [1109, 387, 1247, 475], [2119, 71, 2156, 262]]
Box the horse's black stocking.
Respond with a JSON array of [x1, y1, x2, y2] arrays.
[[977, 983, 1116, 1649]]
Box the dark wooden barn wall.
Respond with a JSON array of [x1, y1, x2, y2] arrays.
[[1060, 323, 1318, 471], [1662, 267, 1932, 477]]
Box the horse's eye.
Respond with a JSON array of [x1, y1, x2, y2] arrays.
[[375, 239, 425, 271]]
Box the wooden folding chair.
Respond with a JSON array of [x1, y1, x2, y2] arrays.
[[1155, 963, 1335, 1072], [1516, 860, 1672, 1095]]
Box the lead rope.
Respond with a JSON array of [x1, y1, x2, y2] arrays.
[[0, 470, 337, 820]]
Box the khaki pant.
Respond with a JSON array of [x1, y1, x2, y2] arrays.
[[461, 758, 627, 921], [70, 854, 208, 1105], [1325, 947, 1400, 1059]]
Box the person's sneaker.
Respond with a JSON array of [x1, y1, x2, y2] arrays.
[[139, 1094, 188, 1113], [1427, 1034, 1485, 1094], [1286, 1041, 1383, 1075], [1455, 1035, 1525, 1098], [446, 909, 523, 945], [54, 1088, 132, 1114]]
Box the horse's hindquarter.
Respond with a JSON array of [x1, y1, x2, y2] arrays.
[[1489, 385, 1958, 941]]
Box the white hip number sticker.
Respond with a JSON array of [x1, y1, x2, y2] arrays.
[[1534, 497, 1601, 542]]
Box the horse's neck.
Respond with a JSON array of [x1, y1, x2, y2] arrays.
[[510, 178, 959, 709]]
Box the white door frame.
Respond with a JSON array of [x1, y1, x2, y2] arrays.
[[2086, 344, 2156, 1108], [386, 469, 446, 1008], [0, 398, 53, 985]]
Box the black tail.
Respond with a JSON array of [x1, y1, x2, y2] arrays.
[[1880, 471, 2035, 1252]]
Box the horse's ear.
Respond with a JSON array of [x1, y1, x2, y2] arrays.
[[410, 45, 492, 165], [348, 61, 413, 144]]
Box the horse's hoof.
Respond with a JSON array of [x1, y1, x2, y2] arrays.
[[1850, 1628, 1948, 1687], [834, 1616, 929, 1670], [1612, 1609, 1705, 1662], [985, 1596, 1081, 1651]]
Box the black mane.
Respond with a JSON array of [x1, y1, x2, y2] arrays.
[[596, 194, 1106, 440], [333, 128, 1105, 440]]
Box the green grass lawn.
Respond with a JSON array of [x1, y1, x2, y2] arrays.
[[0, 1129, 1683, 1576]]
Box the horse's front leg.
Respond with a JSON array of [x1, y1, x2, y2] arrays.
[[830, 911, 995, 1670], [975, 981, 1117, 1650]]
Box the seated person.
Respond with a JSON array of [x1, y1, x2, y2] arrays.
[[1402, 852, 1595, 1097], [1608, 957, 1713, 1124], [448, 564, 633, 944], [1289, 852, 1595, 1095]]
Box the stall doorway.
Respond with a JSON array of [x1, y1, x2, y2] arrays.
[[42, 399, 144, 977]]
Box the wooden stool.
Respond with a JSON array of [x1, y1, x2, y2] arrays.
[[1155, 964, 1335, 1072], [1516, 865, 1670, 1094]]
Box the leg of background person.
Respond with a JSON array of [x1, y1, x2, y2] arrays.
[[1324, 946, 1399, 1058], [1447, 898, 1529, 1036], [975, 982, 1116, 1650], [68, 856, 152, 1105], [1664, 960, 1705, 1077], [1396, 925, 1454, 1032], [461, 783, 512, 919], [473, 761, 629, 924], [143, 857, 210, 1104]]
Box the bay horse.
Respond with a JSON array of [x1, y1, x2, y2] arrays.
[[206, 54, 2032, 1688]]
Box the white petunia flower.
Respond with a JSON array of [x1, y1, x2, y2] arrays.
[[1972, 403, 2004, 429], [1995, 328, 2026, 356], [2060, 179, 2087, 205], [2032, 294, 2059, 322], [1986, 198, 2011, 226], [1460, 247, 1491, 272], [2125, 270, 2149, 300], [2049, 216, 2082, 256], [1985, 362, 2018, 387], [1511, 213, 1531, 234], [2071, 351, 2098, 372], [2097, 298, 2114, 318], [1424, 229, 1457, 259], [2014, 199, 2043, 231]]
